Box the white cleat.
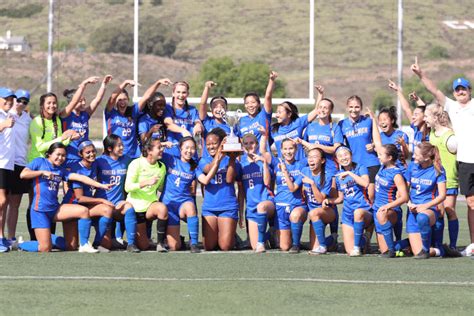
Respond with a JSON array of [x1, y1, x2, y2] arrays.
[[79, 242, 99, 253], [350, 247, 361, 257], [461, 243, 474, 257], [255, 242, 266, 253], [309, 245, 327, 255]]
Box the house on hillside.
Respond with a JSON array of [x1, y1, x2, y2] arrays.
[[0, 30, 30, 52]]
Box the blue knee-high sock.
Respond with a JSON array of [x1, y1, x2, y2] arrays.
[[19, 241, 39, 252], [394, 238, 409, 251], [330, 209, 339, 235], [94, 217, 112, 246], [312, 219, 326, 248], [416, 213, 431, 252], [394, 212, 403, 241], [187, 216, 199, 246], [78, 218, 92, 246], [124, 208, 137, 246], [290, 221, 303, 247], [380, 222, 394, 251], [432, 216, 444, 249], [51, 234, 66, 250], [353, 221, 365, 248], [115, 221, 124, 239], [448, 219, 459, 248], [255, 213, 267, 243]]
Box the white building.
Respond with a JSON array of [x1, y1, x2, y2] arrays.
[[0, 30, 30, 52]]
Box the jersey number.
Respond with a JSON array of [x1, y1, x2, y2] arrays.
[[122, 128, 131, 137], [110, 176, 121, 185]]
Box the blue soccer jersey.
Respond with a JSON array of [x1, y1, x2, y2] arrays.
[[301, 166, 333, 210], [28, 157, 71, 213], [240, 155, 274, 211], [197, 155, 241, 212], [237, 108, 272, 141], [405, 163, 446, 211], [161, 153, 196, 205], [410, 123, 429, 158], [304, 121, 343, 175], [271, 115, 309, 161], [335, 164, 371, 213], [105, 103, 142, 158], [337, 116, 380, 168], [94, 154, 130, 205], [201, 116, 236, 158], [63, 160, 97, 204], [373, 166, 404, 212], [61, 111, 90, 162], [164, 104, 200, 146], [138, 113, 166, 142], [271, 158, 304, 206]]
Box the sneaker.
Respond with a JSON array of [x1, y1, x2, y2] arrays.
[[309, 245, 327, 255], [461, 243, 474, 257], [255, 242, 266, 253], [379, 250, 396, 258], [111, 238, 127, 250], [349, 247, 361, 257], [190, 244, 201, 253], [79, 242, 99, 253], [126, 244, 141, 253], [442, 244, 462, 258], [95, 245, 111, 253], [288, 245, 300, 254], [414, 249, 429, 259], [156, 243, 168, 253], [8, 237, 21, 251]]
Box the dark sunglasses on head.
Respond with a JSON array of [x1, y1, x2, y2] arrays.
[[17, 98, 29, 105]]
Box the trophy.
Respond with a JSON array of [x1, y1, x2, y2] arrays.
[[220, 109, 244, 153]]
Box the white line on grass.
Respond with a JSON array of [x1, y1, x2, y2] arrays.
[[0, 276, 473, 286]]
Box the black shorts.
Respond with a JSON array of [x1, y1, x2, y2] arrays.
[[367, 165, 381, 184], [136, 211, 149, 224], [458, 162, 474, 196], [0, 168, 13, 191], [10, 165, 31, 195]]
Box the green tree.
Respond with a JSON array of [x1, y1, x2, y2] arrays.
[[372, 90, 394, 111], [190, 57, 238, 96]]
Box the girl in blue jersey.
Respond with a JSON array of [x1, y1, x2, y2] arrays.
[[323, 146, 373, 256], [61, 75, 112, 167], [237, 71, 278, 142], [105, 78, 172, 159], [138, 91, 173, 148], [161, 136, 221, 253], [372, 144, 408, 258], [271, 89, 319, 161], [18, 143, 111, 253], [163, 81, 203, 157], [388, 80, 429, 158], [199, 128, 242, 251], [62, 141, 115, 252], [94, 134, 140, 252], [301, 148, 335, 255], [405, 142, 447, 259], [240, 133, 275, 253], [336, 96, 380, 203], [377, 106, 409, 167], [267, 138, 306, 253]]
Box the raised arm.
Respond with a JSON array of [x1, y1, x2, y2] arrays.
[[307, 85, 323, 122], [198, 81, 216, 121], [60, 76, 99, 118], [366, 108, 383, 153], [106, 79, 137, 113], [263, 71, 278, 114], [388, 79, 413, 120], [198, 152, 224, 185], [411, 56, 446, 106], [138, 78, 172, 112], [86, 75, 113, 116]]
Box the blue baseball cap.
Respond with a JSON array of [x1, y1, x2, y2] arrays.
[[15, 89, 30, 101], [452, 77, 471, 90], [0, 87, 16, 99]]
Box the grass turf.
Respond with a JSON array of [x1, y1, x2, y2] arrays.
[[0, 200, 473, 315]]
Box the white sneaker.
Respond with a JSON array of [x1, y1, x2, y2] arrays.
[[96, 245, 111, 253], [461, 243, 474, 257], [350, 247, 361, 257], [309, 245, 327, 255], [79, 242, 99, 253], [255, 242, 266, 253]]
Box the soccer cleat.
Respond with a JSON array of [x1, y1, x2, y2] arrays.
[[255, 242, 266, 253], [156, 243, 168, 253], [442, 244, 462, 258], [379, 250, 396, 258], [190, 244, 201, 253], [308, 245, 327, 256], [349, 247, 361, 257], [95, 245, 111, 253], [79, 242, 99, 253], [111, 237, 128, 250], [126, 244, 141, 253], [461, 243, 474, 257], [288, 245, 300, 254], [414, 249, 429, 259]]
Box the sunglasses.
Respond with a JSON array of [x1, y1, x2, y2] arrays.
[[17, 98, 29, 105]]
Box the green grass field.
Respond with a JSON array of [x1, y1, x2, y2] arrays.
[[0, 199, 473, 315]]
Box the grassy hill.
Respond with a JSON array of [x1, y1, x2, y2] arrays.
[[2, 0, 474, 116]]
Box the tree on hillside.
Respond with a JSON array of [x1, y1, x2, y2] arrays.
[[191, 57, 286, 98]]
